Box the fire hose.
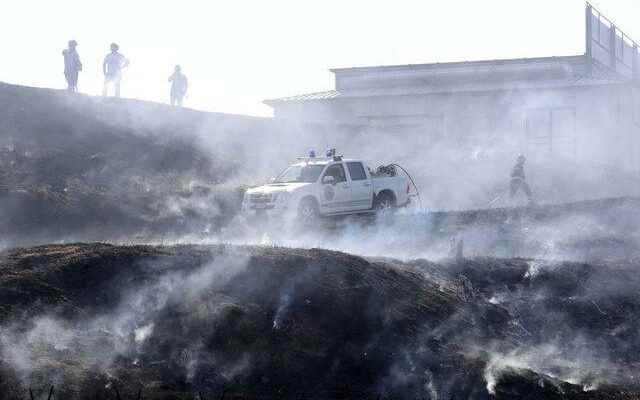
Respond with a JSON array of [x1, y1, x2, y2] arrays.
[[384, 163, 424, 211]]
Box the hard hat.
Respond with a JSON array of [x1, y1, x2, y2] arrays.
[[110, 43, 119, 51], [68, 40, 77, 47], [517, 154, 526, 162]]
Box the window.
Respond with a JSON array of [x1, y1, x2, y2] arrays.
[[347, 162, 367, 181], [323, 163, 347, 183], [525, 109, 550, 140], [524, 107, 576, 158], [274, 164, 325, 183]]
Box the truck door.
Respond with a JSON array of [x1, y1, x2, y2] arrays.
[[319, 163, 352, 213], [346, 161, 374, 210]]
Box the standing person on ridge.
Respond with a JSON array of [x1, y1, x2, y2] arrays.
[[102, 43, 129, 97], [62, 40, 82, 92], [168, 65, 188, 107]]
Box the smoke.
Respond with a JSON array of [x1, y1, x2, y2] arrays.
[[144, 75, 640, 262], [3, 80, 640, 262], [460, 255, 640, 394], [133, 323, 154, 344], [480, 339, 633, 394], [0, 249, 251, 392], [2, 242, 640, 397], [2, 68, 640, 397]]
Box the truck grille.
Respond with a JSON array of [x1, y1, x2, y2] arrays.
[[249, 193, 273, 204]]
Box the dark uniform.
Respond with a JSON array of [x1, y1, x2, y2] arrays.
[[62, 42, 82, 92], [510, 159, 532, 199]]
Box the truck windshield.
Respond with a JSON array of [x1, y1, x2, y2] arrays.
[[274, 164, 325, 183]]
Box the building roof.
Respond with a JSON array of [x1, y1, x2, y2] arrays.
[[269, 90, 343, 103], [264, 55, 629, 106], [328, 55, 585, 74]]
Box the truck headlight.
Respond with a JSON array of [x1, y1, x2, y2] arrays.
[[276, 192, 290, 204]]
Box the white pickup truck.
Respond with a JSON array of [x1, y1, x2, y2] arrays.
[[242, 155, 415, 223]]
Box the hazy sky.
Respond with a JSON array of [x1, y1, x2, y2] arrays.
[[2, 0, 639, 116]]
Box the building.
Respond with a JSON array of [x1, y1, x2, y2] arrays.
[[265, 4, 640, 174]]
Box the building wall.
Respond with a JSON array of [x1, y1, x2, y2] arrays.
[[273, 84, 640, 174]]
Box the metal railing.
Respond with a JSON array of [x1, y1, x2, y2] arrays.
[[586, 2, 639, 79]]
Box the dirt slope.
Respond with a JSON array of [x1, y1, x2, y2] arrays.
[[0, 82, 362, 248], [0, 83, 252, 247], [0, 244, 638, 399], [2, 81, 639, 262]]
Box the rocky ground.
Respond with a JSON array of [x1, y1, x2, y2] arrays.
[[2, 82, 640, 400], [0, 243, 639, 399]]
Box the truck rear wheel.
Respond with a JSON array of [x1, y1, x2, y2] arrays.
[[298, 198, 319, 225], [374, 192, 396, 215]]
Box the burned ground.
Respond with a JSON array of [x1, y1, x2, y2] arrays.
[[0, 82, 362, 248], [1, 82, 640, 399], [0, 83, 249, 247], [0, 244, 638, 399]]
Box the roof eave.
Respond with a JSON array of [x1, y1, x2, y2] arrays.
[[329, 55, 586, 74], [264, 78, 627, 106]]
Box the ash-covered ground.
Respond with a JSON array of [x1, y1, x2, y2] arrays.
[[1, 83, 640, 399], [1, 243, 640, 399]]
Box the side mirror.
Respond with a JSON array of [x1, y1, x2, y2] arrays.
[[322, 175, 335, 185]]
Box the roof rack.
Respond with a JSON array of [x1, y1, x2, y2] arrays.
[[295, 155, 344, 162], [296, 148, 343, 163], [296, 156, 331, 162]]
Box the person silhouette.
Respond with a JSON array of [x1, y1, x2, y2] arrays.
[[168, 65, 188, 106], [102, 43, 130, 97], [510, 154, 533, 203], [62, 40, 82, 92]]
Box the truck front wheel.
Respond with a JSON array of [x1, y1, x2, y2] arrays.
[[297, 198, 319, 225]]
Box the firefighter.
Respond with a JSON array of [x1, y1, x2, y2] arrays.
[[102, 43, 130, 97], [168, 65, 188, 106], [510, 154, 533, 202], [62, 40, 82, 92]]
